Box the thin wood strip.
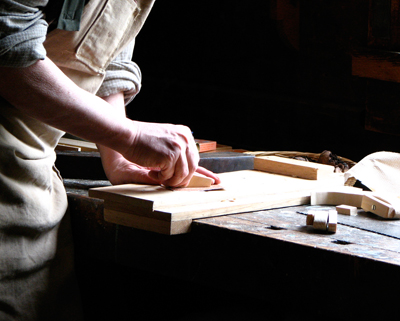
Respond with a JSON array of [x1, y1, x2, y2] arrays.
[[245, 151, 356, 167], [104, 209, 191, 235]]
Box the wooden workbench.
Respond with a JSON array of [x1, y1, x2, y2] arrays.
[[67, 182, 400, 321]]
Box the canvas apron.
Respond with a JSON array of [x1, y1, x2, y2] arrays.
[[0, 0, 154, 320]]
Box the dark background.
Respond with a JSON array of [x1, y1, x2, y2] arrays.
[[127, 1, 400, 163]]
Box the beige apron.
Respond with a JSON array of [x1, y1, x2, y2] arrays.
[[0, 0, 154, 319]]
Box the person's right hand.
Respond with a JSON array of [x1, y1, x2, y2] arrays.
[[123, 121, 200, 187]]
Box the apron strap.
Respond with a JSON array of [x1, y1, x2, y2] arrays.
[[57, 0, 86, 31]]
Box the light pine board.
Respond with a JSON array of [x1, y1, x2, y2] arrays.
[[89, 170, 349, 234]]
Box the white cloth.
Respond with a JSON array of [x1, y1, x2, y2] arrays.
[[345, 151, 400, 217]]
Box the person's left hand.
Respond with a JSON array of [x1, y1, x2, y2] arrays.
[[101, 151, 162, 185]]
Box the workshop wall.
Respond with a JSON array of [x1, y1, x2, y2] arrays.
[[128, 0, 400, 162]]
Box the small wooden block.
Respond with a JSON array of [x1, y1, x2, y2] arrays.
[[306, 210, 337, 233], [336, 204, 357, 216], [195, 139, 217, 152], [306, 213, 315, 225], [312, 211, 329, 230], [186, 173, 214, 188], [328, 210, 337, 233]]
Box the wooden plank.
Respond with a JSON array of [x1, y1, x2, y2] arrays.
[[96, 185, 313, 221], [195, 139, 217, 152], [104, 209, 191, 235], [101, 192, 310, 235], [254, 155, 335, 180], [58, 137, 98, 152], [89, 170, 347, 234], [56, 143, 81, 151], [352, 50, 400, 83], [90, 170, 345, 212]]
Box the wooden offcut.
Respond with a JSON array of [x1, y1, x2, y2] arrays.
[[89, 169, 346, 235], [254, 156, 335, 180], [361, 194, 396, 219], [195, 139, 217, 152], [336, 204, 358, 216], [306, 209, 337, 233], [312, 211, 329, 230], [186, 173, 213, 188], [312, 190, 399, 220], [57, 137, 98, 152], [327, 210, 338, 233]]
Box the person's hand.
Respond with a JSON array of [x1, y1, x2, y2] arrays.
[[122, 121, 199, 187], [100, 148, 221, 187], [100, 151, 162, 185]]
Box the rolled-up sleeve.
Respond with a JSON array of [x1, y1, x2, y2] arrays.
[[96, 40, 142, 105], [0, 0, 48, 68]]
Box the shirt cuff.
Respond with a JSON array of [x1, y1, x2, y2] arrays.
[[0, 20, 47, 68], [95, 41, 142, 105], [96, 60, 142, 105]]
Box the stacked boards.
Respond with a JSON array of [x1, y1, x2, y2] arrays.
[[89, 157, 346, 234]]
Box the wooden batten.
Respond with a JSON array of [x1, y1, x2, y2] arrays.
[[104, 209, 191, 235], [57, 137, 98, 152], [254, 156, 335, 180]]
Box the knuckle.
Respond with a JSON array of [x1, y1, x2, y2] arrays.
[[180, 167, 189, 179]]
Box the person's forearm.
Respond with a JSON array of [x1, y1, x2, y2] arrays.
[[95, 92, 160, 185], [0, 57, 200, 186], [0, 58, 134, 154], [96, 92, 127, 171]]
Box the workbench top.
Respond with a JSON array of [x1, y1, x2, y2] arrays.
[[197, 206, 400, 266], [68, 180, 400, 321]]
